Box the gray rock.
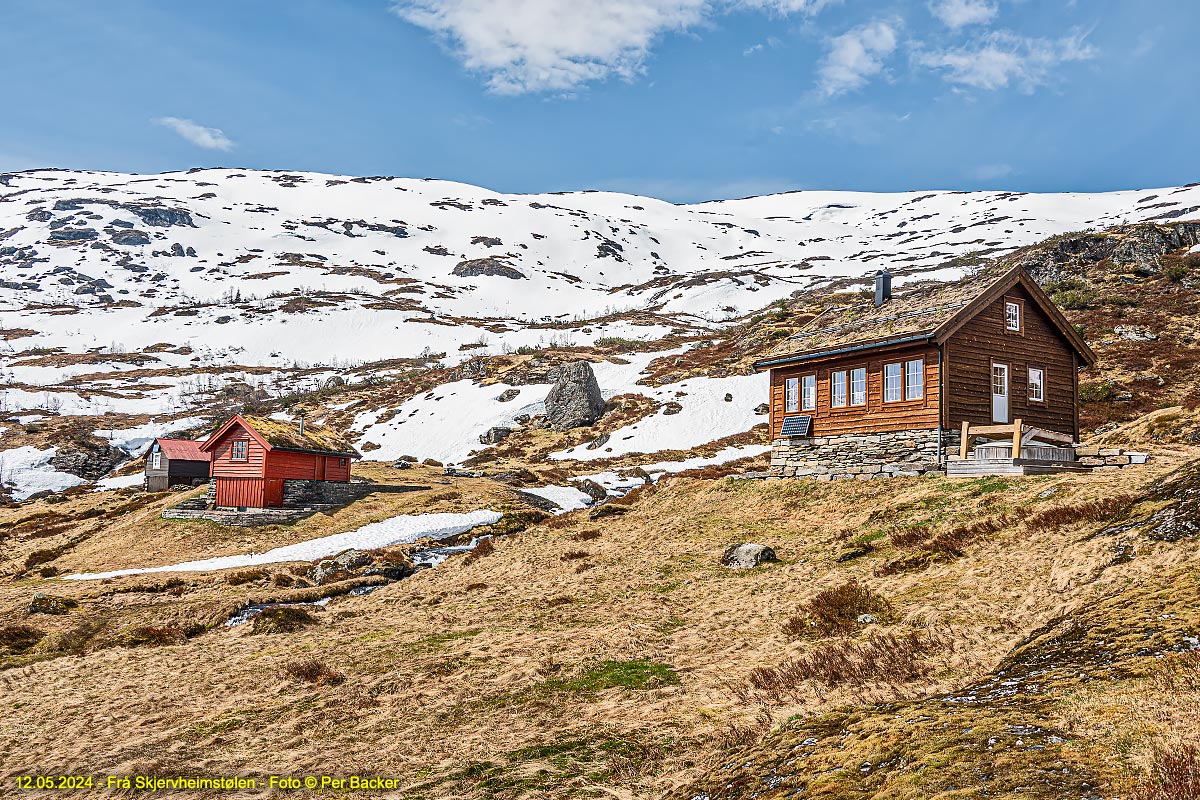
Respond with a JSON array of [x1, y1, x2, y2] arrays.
[[1114, 325, 1157, 341], [754, 403, 769, 415], [514, 414, 531, 424], [50, 441, 125, 480], [721, 543, 778, 569], [516, 490, 561, 513], [170, 242, 186, 257], [857, 613, 877, 625], [392, 460, 412, 469], [452, 257, 525, 280], [49, 228, 97, 242], [585, 432, 610, 450], [110, 229, 150, 246], [576, 479, 609, 503], [479, 426, 514, 444], [544, 361, 605, 430], [496, 388, 520, 402]]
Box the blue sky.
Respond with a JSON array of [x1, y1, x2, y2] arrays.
[[0, 0, 1195, 202]]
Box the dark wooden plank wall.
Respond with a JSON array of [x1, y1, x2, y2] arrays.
[[944, 284, 1078, 437], [768, 344, 941, 437]]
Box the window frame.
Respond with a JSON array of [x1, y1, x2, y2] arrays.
[[849, 367, 867, 407], [801, 374, 817, 411], [784, 376, 799, 413], [151, 451, 161, 470], [905, 359, 925, 401], [1003, 297, 1025, 335], [1028, 365, 1046, 404], [883, 362, 903, 404], [231, 439, 249, 462], [830, 370, 848, 409]]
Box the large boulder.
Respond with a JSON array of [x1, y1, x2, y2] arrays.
[[544, 361, 605, 431], [50, 441, 125, 480], [480, 426, 514, 444], [452, 257, 525, 280], [721, 543, 778, 569]]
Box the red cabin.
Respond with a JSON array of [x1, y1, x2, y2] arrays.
[[199, 414, 360, 509]]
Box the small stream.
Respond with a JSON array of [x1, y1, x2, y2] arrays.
[[224, 536, 491, 626]]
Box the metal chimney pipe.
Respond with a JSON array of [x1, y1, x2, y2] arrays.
[[874, 269, 892, 307], [298, 414, 305, 436]]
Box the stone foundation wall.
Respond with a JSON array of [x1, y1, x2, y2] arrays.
[[769, 429, 960, 480], [1075, 446, 1149, 470], [282, 479, 373, 506]]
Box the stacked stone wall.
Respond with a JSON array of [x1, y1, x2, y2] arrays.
[[769, 429, 960, 480]]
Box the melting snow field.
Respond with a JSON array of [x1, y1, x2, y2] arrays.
[[0, 446, 86, 500], [62, 509, 502, 581]]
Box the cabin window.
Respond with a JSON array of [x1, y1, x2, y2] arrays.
[[905, 359, 924, 400], [231, 440, 248, 461], [831, 371, 848, 408], [883, 363, 903, 403], [151, 451, 161, 470], [784, 377, 799, 412], [1028, 367, 1045, 402], [850, 368, 867, 406], [1005, 301, 1021, 331], [340, 458, 348, 467], [801, 375, 817, 411]]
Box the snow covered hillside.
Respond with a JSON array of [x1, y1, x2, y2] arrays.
[[2, 167, 1198, 496]]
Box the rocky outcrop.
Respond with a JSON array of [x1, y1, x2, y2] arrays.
[[1013, 221, 1200, 283], [109, 229, 150, 246], [479, 426, 514, 444], [50, 441, 125, 480], [544, 361, 605, 430], [496, 389, 520, 402], [452, 257, 525, 280], [721, 543, 778, 569]]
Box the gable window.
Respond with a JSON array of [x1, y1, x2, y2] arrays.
[[1005, 301, 1021, 332], [850, 368, 867, 406], [1028, 366, 1045, 402], [784, 377, 799, 412], [801, 374, 817, 411], [883, 363, 903, 402], [905, 359, 925, 400], [231, 440, 249, 461], [831, 371, 848, 408]]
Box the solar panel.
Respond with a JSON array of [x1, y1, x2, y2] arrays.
[[779, 415, 812, 438]]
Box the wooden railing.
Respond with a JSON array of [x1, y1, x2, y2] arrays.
[[956, 419, 1075, 461]]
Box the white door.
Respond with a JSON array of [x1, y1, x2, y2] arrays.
[[991, 363, 1009, 423]]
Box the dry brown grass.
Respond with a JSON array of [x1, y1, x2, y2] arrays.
[[782, 579, 893, 639], [282, 658, 345, 686]]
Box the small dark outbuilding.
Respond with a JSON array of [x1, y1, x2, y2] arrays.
[[145, 438, 210, 492]]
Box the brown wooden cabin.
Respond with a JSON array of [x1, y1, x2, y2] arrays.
[[145, 438, 210, 492], [199, 414, 360, 509], [753, 265, 1097, 464]]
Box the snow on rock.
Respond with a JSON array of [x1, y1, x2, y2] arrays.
[[94, 416, 207, 457], [63, 509, 502, 581], [639, 444, 772, 475], [93, 473, 146, 491], [550, 373, 767, 461], [520, 485, 595, 513], [0, 446, 87, 500]]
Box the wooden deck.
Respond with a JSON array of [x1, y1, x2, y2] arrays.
[[948, 419, 1086, 478]]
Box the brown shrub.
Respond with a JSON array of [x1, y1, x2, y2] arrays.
[[463, 537, 495, 564], [282, 658, 345, 686], [54, 617, 107, 654], [1154, 651, 1200, 693], [716, 709, 774, 751], [1024, 494, 1137, 530], [227, 568, 269, 586], [783, 580, 893, 639], [251, 606, 317, 635], [571, 529, 602, 541], [736, 629, 949, 703], [574, 562, 595, 574], [463, 582, 488, 592], [0, 625, 45, 653], [560, 550, 590, 561], [546, 596, 573, 607], [1134, 743, 1200, 800]]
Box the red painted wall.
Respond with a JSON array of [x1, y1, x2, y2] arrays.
[[265, 451, 352, 481], [209, 422, 266, 479]]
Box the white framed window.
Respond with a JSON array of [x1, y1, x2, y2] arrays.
[[850, 368, 867, 406], [151, 451, 161, 470], [1005, 301, 1021, 331], [801, 375, 817, 411], [905, 359, 924, 400], [1029, 367, 1045, 402], [831, 371, 847, 408], [231, 439, 249, 461], [884, 363, 903, 403], [784, 377, 799, 412]]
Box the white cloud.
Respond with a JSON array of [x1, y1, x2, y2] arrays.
[[391, 0, 835, 94], [816, 20, 899, 97], [914, 30, 1095, 92], [968, 162, 1013, 180], [927, 0, 997, 30], [153, 117, 234, 151]]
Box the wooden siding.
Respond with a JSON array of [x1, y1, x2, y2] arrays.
[[209, 422, 267, 479], [944, 284, 1078, 438], [215, 477, 283, 508], [265, 451, 352, 481], [768, 344, 941, 438]]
